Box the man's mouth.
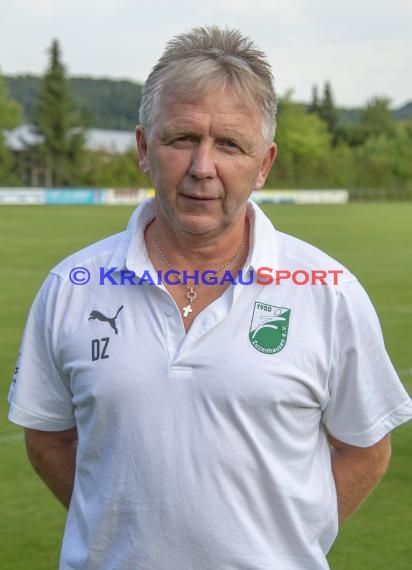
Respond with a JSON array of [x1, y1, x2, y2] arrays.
[[181, 194, 218, 201]]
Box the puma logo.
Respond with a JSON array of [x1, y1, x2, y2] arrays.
[[88, 305, 124, 334]]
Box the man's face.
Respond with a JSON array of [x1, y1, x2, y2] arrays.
[[136, 85, 276, 238]]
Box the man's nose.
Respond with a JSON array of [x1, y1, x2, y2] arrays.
[[189, 143, 216, 179]]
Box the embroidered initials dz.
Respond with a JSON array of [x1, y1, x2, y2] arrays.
[[91, 337, 110, 361]]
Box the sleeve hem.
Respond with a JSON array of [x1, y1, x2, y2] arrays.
[[327, 399, 412, 447], [8, 403, 76, 432]]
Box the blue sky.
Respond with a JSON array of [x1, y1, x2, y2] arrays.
[[1, 0, 411, 107]]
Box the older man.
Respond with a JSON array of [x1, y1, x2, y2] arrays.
[[9, 26, 412, 570]]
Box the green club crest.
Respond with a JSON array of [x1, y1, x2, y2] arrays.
[[249, 302, 291, 354]]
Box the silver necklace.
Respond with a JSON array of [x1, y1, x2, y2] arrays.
[[153, 231, 244, 318]]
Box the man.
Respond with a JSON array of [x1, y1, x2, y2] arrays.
[[8, 26, 412, 570]]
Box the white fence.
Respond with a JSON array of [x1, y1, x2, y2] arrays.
[[0, 188, 349, 206]]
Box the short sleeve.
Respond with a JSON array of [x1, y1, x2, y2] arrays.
[[8, 272, 76, 431], [322, 280, 412, 446]]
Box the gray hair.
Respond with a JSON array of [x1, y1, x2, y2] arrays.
[[139, 25, 277, 145]]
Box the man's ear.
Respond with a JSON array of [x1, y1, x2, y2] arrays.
[[136, 126, 150, 175], [255, 142, 277, 190]]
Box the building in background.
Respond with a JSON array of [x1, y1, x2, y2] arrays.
[[3, 124, 136, 186]]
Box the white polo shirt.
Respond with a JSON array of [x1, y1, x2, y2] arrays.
[[9, 199, 412, 570]]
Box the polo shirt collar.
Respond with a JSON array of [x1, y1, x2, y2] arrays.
[[125, 199, 156, 273], [107, 197, 279, 276], [106, 198, 155, 274], [245, 200, 280, 272]]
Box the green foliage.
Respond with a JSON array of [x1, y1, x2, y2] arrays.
[[0, 76, 21, 131], [392, 101, 412, 121], [308, 84, 320, 114], [360, 97, 396, 137], [308, 82, 339, 144], [343, 97, 397, 147], [319, 82, 339, 142], [33, 40, 85, 186], [73, 77, 142, 130], [0, 72, 22, 185], [266, 91, 412, 197], [268, 94, 332, 188], [81, 148, 151, 187], [5, 75, 142, 131]]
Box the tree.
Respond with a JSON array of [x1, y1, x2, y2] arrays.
[[319, 82, 339, 143], [267, 92, 332, 188], [80, 148, 151, 188], [359, 97, 395, 139], [34, 39, 85, 186], [0, 72, 22, 184], [308, 84, 320, 114]]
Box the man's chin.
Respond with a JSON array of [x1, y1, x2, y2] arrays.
[[173, 212, 224, 236]]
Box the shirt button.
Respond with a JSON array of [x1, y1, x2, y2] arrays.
[[165, 308, 173, 316]]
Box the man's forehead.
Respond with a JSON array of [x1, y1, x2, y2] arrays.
[[160, 83, 259, 115], [157, 91, 258, 128]]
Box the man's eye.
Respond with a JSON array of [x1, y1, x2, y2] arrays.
[[221, 140, 240, 151], [174, 135, 194, 143], [168, 135, 197, 147]]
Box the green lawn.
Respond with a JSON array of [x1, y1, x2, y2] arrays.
[[0, 203, 411, 569]]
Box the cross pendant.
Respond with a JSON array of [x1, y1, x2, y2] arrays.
[[182, 304, 193, 318]]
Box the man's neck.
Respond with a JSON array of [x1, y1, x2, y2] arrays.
[[145, 217, 250, 275]]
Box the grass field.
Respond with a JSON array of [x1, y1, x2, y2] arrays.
[[0, 203, 411, 569]]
